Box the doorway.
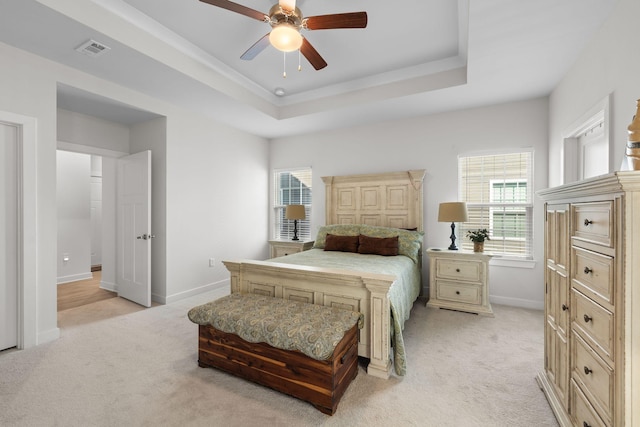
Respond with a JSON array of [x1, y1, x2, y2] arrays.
[[56, 151, 114, 312]]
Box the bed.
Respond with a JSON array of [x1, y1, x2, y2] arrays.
[[223, 170, 425, 379]]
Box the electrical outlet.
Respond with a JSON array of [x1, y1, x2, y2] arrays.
[[63, 253, 70, 263], [209, 258, 215, 267]]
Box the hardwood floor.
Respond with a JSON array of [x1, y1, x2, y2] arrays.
[[57, 271, 117, 311]]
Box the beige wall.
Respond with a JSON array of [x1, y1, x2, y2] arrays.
[[270, 97, 549, 309], [0, 41, 269, 346], [549, 0, 640, 187]]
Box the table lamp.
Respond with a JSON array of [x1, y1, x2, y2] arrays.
[[285, 205, 306, 241], [438, 202, 468, 250]]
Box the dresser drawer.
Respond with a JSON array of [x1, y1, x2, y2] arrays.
[[570, 379, 607, 427], [571, 247, 614, 306], [572, 333, 614, 423], [435, 280, 481, 305], [571, 289, 614, 361], [435, 258, 482, 282], [572, 202, 613, 247]]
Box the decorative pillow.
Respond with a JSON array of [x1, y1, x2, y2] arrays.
[[313, 224, 362, 249], [358, 235, 399, 256], [324, 234, 359, 253], [359, 224, 424, 263]]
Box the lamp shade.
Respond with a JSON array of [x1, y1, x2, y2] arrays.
[[285, 205, 306, 220], [269, 24, 303, 52], [438, 202, 468, 223]]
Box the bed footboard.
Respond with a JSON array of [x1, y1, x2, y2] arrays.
[[223, 259, 396, 379]]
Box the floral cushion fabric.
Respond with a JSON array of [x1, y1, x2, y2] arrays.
[[188, 293, 363, 361]]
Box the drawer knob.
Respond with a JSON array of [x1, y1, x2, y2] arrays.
[[583, 266, 593, 274], [456, 268, 460, 272], [584, 366, 593, 375], [583, 422, 591, 427], [584, 219, 593, 226], [561, 304, 569, 311], [455, 291, 460, 295], [583, 314, 593, 323]]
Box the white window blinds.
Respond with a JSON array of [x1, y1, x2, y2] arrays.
[[273, 168, 312, 240], [458, 151, 534, 258]]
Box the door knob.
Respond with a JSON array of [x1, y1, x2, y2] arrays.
[[136, 233, 156, 240]]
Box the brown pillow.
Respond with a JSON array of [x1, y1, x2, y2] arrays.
[[358, 234, 399, 256], [324, 234, 359, 253]]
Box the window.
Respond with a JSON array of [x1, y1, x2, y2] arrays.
[[273, 168, 312, 240], [458, 151, 533, 258]]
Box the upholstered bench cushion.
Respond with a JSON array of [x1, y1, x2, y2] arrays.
[[187, 293, 363, 361]]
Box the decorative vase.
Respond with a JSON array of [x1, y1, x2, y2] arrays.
[[626, 99, 640, 170], [473, 241, 484, 253]]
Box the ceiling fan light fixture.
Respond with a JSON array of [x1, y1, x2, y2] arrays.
[[269, 24, 303, 52], [279, 0, 296, 13]]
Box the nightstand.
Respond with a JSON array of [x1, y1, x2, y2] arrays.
[[269, 240, 315, 258], [426, 248, 493, 316]]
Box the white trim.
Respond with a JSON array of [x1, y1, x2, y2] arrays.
[[562, 94, 611, 184], [458, 146, 535, 159], [57, 140, 129, 158], [100, 280, 117, 292], [0, 110, 46, 349], [158, 278, 229, 305], [489, 295, 543, 311], [37, 328, 62, 345], [57, 272, 93, 284], [490, 257, 537, 269]]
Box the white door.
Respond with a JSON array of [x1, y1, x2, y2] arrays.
[[1, 121, 18, 351], [116, 150, 152, 307]]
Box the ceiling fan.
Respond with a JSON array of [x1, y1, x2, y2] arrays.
[[199, 0, 368, 70]]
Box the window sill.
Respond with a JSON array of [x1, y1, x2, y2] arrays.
[[489, 257, 537, 269]]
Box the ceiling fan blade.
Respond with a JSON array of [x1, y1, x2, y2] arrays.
[[304, 12, 367, 30], [240, 33, 271, 60], [199, 0, 267, 22], [300, 38, 327, 70]]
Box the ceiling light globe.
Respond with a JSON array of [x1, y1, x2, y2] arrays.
[[269, 25, 303, 52]]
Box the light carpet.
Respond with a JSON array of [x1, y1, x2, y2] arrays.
[[0, 290, 558, 426]]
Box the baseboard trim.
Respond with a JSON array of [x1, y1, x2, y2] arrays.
[[490, 295, 543, 310], [155, 279, 230, 305], [37, 327, 60, 345], [57, 272, 93, 284], [100, 280, 117, 292]]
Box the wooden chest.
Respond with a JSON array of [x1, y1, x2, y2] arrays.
[[197, 322, 359, 415]]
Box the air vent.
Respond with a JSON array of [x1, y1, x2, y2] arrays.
[[75, 39, 111, 57]]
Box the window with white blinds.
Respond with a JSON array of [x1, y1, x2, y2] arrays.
[[273, 168, 312, 240], [458, 151, 534, 258]]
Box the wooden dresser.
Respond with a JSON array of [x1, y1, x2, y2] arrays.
[[537, 172, 640, 427]]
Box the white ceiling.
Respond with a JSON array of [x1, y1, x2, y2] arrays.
[[0, 0, 619, 138]]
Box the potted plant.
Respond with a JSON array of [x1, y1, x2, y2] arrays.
[[467, 229, 490, 252]]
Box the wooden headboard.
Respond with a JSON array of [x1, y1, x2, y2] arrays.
[[321, 170, 426, 232]]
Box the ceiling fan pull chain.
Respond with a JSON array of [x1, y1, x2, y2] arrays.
[[283, 51, 287, 78], [298, 49, 302, 72]]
